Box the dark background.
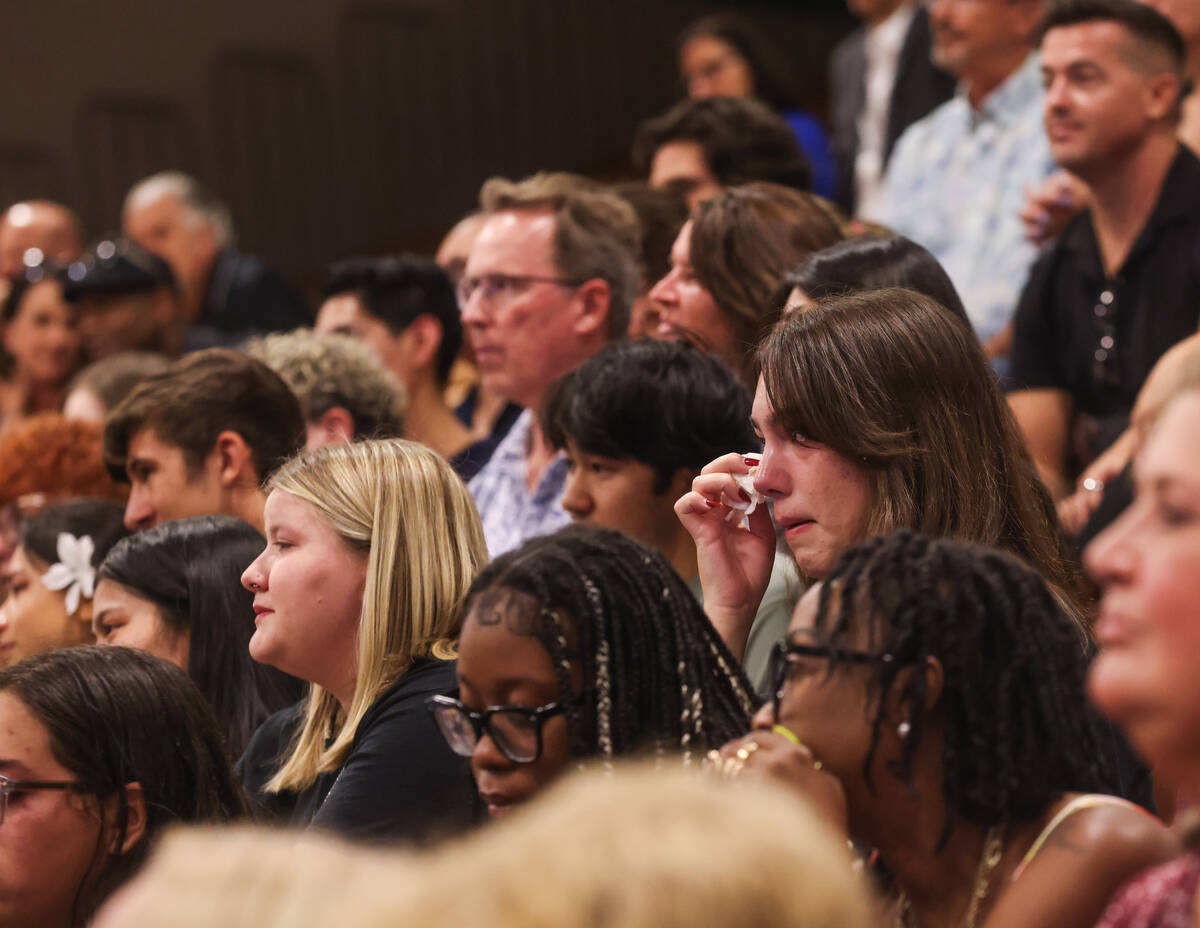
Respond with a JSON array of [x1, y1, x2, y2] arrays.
[[1, 1, 855, 291]]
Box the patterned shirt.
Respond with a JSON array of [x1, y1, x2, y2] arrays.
[[879, 53, 1054, 344], [468, 409, 571, 557]]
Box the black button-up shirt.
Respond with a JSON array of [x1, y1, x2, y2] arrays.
[[1010, 145, 1200, 460]]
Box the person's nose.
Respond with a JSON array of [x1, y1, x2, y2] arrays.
[[123, 486, 156, 532], [648, 268, 679, 309], [560, 471, 592, 521]]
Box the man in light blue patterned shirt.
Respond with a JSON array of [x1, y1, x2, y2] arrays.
[[462, 173, 641, 557], [879, 0, 1051, 360]]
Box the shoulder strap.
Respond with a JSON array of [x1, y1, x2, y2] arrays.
[[1012, 795, 1141, 881]]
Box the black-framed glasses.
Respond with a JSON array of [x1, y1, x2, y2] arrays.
[[767, 641, 895, 718], [456, 273, 586, 309], [426, 692, 580, 764], [0, 773, 86, 825]]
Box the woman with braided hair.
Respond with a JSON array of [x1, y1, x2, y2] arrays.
[[714, 530, 1175, 928], [428, 523, 756, 816]]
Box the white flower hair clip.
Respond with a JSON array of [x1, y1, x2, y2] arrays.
[[41, 533, 97, 616]]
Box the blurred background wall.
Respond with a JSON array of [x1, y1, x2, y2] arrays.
[[1, 0, 853, 289]]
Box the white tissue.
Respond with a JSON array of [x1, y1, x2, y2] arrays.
[[727, 462, 765, 531]]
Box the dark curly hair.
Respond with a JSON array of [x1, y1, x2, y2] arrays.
[[813, 530, 1115, 837], [463, 524, 756, 763]]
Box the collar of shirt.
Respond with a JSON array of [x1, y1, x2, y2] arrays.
[[1063, 143, 1198, 272], [865, 1, 917, 60], [958, 52, 1042, 129]]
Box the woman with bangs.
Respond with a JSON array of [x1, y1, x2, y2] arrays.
[[238, 439, 486, 840], [676, 287, 1083, 653]]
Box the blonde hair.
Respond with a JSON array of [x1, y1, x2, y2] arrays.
[[265, 439, 487, 793], [98, 763, 872, 928]]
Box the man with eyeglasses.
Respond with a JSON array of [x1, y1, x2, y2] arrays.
[[878, 0, 1050, 364], [1009, 0, 1199, 502], [461, 172, 641, 557]]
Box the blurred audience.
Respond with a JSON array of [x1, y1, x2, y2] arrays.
[[0, 645, 245, 928], [0, 260, 80, 425], [0, 200, 83, 283], [238, 440, 484, 840], [0, 499, 128, 668], [879, 0, 1049, 360], [542, 340, 796, 693], [62, 239, 183, 360], [94, 516, 306, 758], [103, 348, 304, 532], [829, 0, 955, 217], [649, 182, 843, 383], [675, 13, 834, 197], [1009, 0, 1195, 500], [247, 328, 404, 450], [462, 173, 639, 556], [62, 351, 171, 424], [633, 97, 814, 209], [433, 524, 754, 814], [122, 172, 310, 349]]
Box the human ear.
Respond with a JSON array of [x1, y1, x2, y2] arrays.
[[313, 406, 356, 446], [1146, 72, 1183, 122], [401, 315, 444, 374], [213, 430, 255, 489], [884, 656, 944, 729], [105, 782, 147, 856], [573, 279, 612, 337]]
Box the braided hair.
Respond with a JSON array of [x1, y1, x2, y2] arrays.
[[464, 524, 756, 765], [814, 530, 1115, 834]]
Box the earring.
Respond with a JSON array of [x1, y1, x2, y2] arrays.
[[897, 721, 911, 739]]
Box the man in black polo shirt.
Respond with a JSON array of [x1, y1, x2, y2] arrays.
[[1009, 0, 1198, 499]]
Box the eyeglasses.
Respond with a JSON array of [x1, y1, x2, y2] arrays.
[[426, 692, 581, 764], [456, 273, 585, 309], [0, 773, 86, 825], [767, 641, 895, 719]]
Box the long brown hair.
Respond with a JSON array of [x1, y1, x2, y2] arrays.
[[690, 182, 843, 380], [758, 288, 1087, 617]]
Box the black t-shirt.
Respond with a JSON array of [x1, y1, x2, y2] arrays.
[[238, 658, 480, 843], [1009, 145, 1200, 463]]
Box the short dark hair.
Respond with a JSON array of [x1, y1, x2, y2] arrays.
[[813, 530, 1115, 837], [103, 348, 305, 484], [21, 499, 130, 572], [676, 13, 803, 110], [464, 524, 756, 762], [2, 259, 66, 323], [323, 255, 463, 387], [1038, 0, 1188, 74], [542, 340, 758, 492], [97, 516, 307, 758], [66, 351, 172, 413], [0, 646, 246, 923], [611, 183, 690, 285], [778, 235, 971, 326], [633, 97, 812, 193]]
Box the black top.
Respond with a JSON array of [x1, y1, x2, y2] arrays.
[[238, 658, 479, 843], [451, 393, 523, 482], [185, 248, 312, 350], [1009, 145, 1200, 465]]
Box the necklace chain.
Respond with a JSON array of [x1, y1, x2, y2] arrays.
[[894, 825, 1006, 928]]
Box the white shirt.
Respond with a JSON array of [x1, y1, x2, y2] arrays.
[[854, 1, 918, 222]]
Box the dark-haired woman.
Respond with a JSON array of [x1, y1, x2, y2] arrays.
[[677, 13, 836, 199], [715, 531, 1175, 928], [93, 516, 306, 758], [649, 182, 842, 384], [0, 262, 80, 428], [778, 233, 971, 326], [429, 524, 755, 816], [0, 645, 245, 927], [0, 499, 128, 668]]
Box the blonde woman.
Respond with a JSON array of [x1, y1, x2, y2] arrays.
[[96, 764, 872, 928], [238, 439, 487, 840]]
